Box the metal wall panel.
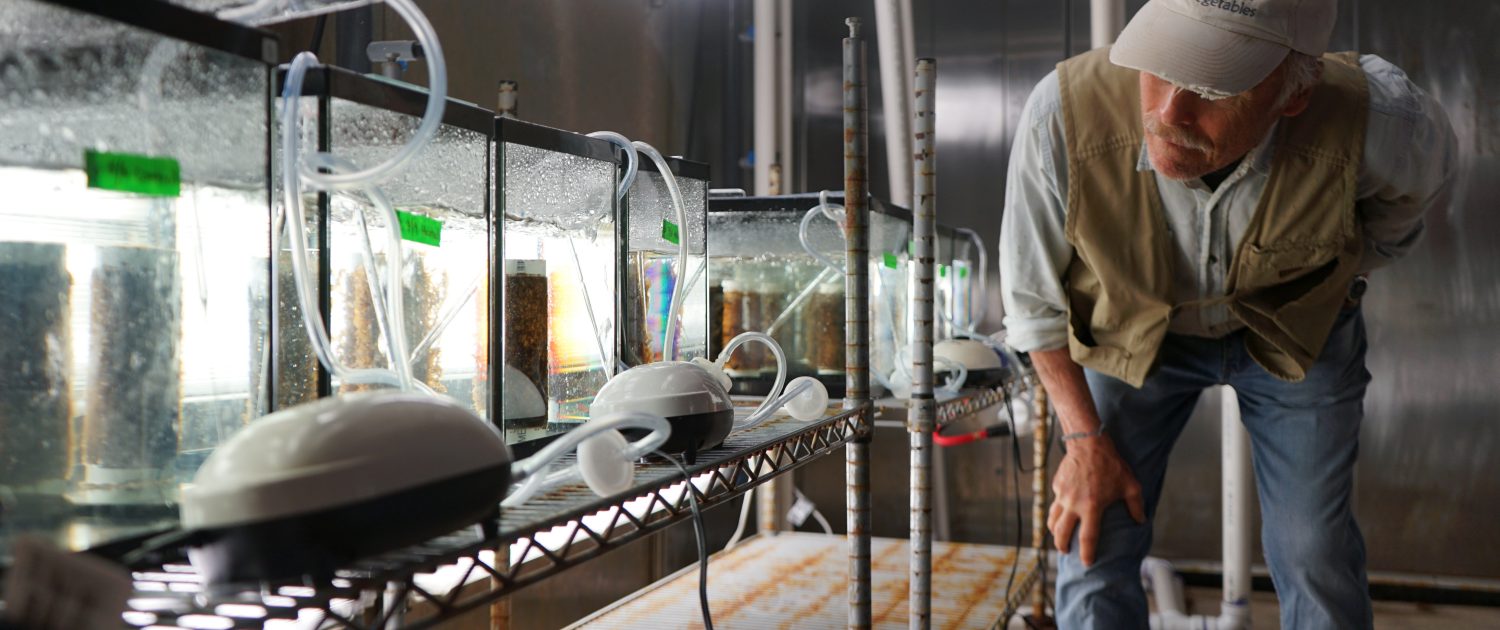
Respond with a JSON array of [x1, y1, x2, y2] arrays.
[[1342, 0, 1500, 579]]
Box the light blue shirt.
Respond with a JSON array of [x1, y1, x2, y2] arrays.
[[1000, 55, 1459, 353]]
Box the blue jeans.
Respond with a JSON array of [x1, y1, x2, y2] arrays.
[[1055, 308, 1374, 629]]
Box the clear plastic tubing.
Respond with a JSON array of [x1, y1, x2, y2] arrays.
[[800, 201, 847, 274], [279, 54, 405, 390], [299, 0, 446, 191], [273, 0, 446, 391], [588, 131, 639, 206], [568, 238, 614, 379], [717, 331, 788, 426], [732, 378, 813, 433], [408, 273, 483, 364], [328, 155, 414, 389], [352, 207, 403, 385], [570, 131, 637, 377], [502, 411, 673, 507], [934, 356, 967, 392], [764, 266, 836, 336], [762, 195, 845, 336], [632, 142, 690, 361], [954, 227, 989, 327]]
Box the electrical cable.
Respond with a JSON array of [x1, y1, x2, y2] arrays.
[[991, 409, 1027, 630], [655, 450, 714, 630]]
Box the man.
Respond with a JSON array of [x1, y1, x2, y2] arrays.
[[999, 0, 1457, 627]]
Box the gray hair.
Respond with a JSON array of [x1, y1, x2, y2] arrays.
[[1274, 51, 1323, 109]]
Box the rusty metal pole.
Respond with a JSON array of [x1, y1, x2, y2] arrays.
[[843, 16, 873, 630], [908, 57, 937, 630], [1030, 382, 1052, 621], [489, 592, 511, 630]]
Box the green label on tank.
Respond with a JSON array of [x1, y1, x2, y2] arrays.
[[396, 210, 442, 246], [84, 150, 180, 197], [662, 220, 680, 245], [959, 266, 969, 279], [883, 252, 899, 269], [939, 264, 949, 278]]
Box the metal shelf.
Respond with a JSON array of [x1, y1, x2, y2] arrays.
[[567, 532, 1041, 629], [873, 375, 1029, 426], [123, 404, 870, 629]]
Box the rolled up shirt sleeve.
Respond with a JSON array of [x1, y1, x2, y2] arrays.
[[1000, 70, 1075, 353], [1355, 54, 1460, 273]]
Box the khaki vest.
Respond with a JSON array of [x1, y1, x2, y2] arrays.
[[1056, 48, 1368, 387]]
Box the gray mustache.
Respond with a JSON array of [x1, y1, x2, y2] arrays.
[[1143, 117, 1213, 153]]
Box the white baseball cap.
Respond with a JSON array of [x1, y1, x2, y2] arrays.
[[1110, 0, 1338, 96]]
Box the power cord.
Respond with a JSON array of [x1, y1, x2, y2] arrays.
[[655, 450, 714, 630], [994, 393, 1027, 630], [993, 381, 1056, 630]]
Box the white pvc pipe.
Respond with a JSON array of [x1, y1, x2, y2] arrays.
[[1221, 386, 1253, 625], [776, 0, 794, 193], [753, 0, 776, 195], [898, 0, 915, 91], [874, 0, 913, 207], [1145, 387, 1253, 630], [1091, 0, 1126, 49]]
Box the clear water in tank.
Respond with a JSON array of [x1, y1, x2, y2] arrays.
[[707, 202, 911, 395], [313, 100, 490, 417], [0, 0, 273, 554], [500, 140, 617, 444]]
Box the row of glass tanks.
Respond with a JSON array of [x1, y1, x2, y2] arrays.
[[707, 193, 978, 400], [0, 0, 713, 559], [0, 0, 987, 564]]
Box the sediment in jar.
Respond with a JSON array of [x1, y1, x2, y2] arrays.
[[83, 246, 181, 472], [405, 256, 447, 394], [720, 279, 762, 375], [504, 270, 548, 427], [809, 284, 846, 374], [0, 243, 72, 485]]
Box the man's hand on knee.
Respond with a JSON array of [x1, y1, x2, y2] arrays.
[[1047, 435, 1147, 567]]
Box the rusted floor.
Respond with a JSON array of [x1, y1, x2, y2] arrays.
[[567, 532, 1036, 629]]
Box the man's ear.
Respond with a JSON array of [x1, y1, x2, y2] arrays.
[[1280, 88, 1313, 118]]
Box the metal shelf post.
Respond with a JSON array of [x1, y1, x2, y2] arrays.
[[909, 57, 938, 630], [842, 16, 874, 630]]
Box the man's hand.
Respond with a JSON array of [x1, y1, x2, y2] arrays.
[[1047, 435, 1146, 567]]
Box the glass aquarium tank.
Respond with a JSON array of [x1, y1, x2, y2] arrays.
[[278, 66, 494, 421], [707, 192, 911, 398], [622, 157, 710, 367], [495, 119, 619, 451], [937, 223, 981, 340], [0, 0, 276, 555]]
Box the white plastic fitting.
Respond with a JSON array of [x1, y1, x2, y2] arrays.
[[780, 376, 830, 421]]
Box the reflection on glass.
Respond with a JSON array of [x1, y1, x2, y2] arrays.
[[622, 164, 709, 366]]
